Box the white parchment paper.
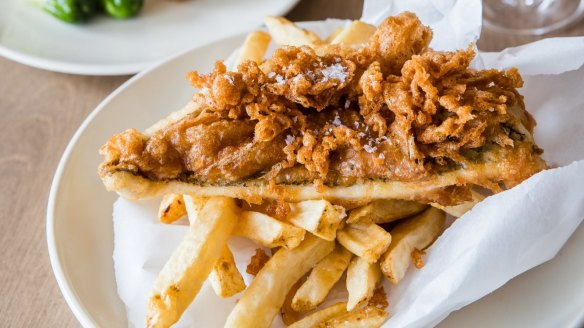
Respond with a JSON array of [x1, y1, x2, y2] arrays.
[[112, 0, 584, 327]]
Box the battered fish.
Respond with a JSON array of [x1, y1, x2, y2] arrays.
[[98, 12, 546, 205]]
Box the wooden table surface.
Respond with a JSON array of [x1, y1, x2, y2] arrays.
[[0, 0, 583, 326]]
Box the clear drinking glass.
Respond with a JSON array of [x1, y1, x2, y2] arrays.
[[483, 0, 584, 35]]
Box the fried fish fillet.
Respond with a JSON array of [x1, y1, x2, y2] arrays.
[[98, 13, 546, 205]]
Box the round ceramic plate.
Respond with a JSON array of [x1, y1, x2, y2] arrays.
[[47, 29, 584, 327], [0, 0, 299, 75]]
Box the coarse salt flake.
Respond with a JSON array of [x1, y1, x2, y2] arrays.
[[223, 74, 234, 85], [364, 144, 377, 153], [321, 63, 347, 83], [275, 75, 286, 84]]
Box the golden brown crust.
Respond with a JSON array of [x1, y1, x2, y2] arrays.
[[368, 286, 389, 310], [246, 248, 271, 276]]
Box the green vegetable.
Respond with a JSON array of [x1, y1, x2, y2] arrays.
[[103, 0, 144, 19], [41, 0, 99, 23]]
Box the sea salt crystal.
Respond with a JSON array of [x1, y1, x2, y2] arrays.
[[332, 115, 342, 127], [223, 74, 234, 85], [293, 75, 304, 83], [345, 99, 351, 109], [275, 74, 286, 84], [379, 153, 385, 159], [364, 144, 377, 153], [321, 63, 347, 83], [268, 72, 276, 78], [285, 135, 295, 145], [357, 132, 366, 138]]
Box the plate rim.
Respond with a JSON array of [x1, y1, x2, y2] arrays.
[[2, 0, 300, 75]]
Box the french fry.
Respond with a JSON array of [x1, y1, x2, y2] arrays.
[[286, 200, 346, 241], [325, 26, 345, 44], [336, 222, 391, 263], [208, 245, 246, 298], [330, 20, 377, 46], [292, 244, 353, 312], [146, 196, 239, 328], [235, 31, 272, 67], [321, 306, 389, 328], [158, 194, 187, 224], [281, 279, 305, 326], [184, 195, 207, 225], [346, 256, 381, 311], [234, 211, 306, 249], [347, 199, 428, 224], [288, 302, 348, 328], [184, 195, 244, 297], [432, 190, 485, 217], [224, 234, 335, 328], [264, 16, 322, 46], [380, 207, 446, 284]]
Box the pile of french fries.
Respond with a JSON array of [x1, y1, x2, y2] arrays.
[[146, 17, 483, 328]]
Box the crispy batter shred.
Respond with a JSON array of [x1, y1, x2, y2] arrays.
[[411, 248, 425, 269], [246, 248, 271, 276], [368, 286, 389, 310]]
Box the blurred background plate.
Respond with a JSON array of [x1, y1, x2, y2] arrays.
[[0, 0, 299, 75]]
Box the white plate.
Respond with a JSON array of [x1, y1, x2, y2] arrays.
[[0, 0, 299, 75], [47, 30, 584, 327]]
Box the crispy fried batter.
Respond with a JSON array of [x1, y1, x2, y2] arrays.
[[241, 199, 292, 221], [411, 248, 425, 269], [99, 12, 545, 205], [367, 11, 433, 75], [368, 286, 389, 310], [246, 248, 271, 276]]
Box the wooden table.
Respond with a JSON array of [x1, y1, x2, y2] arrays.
[[0, 0, 582, 326]]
